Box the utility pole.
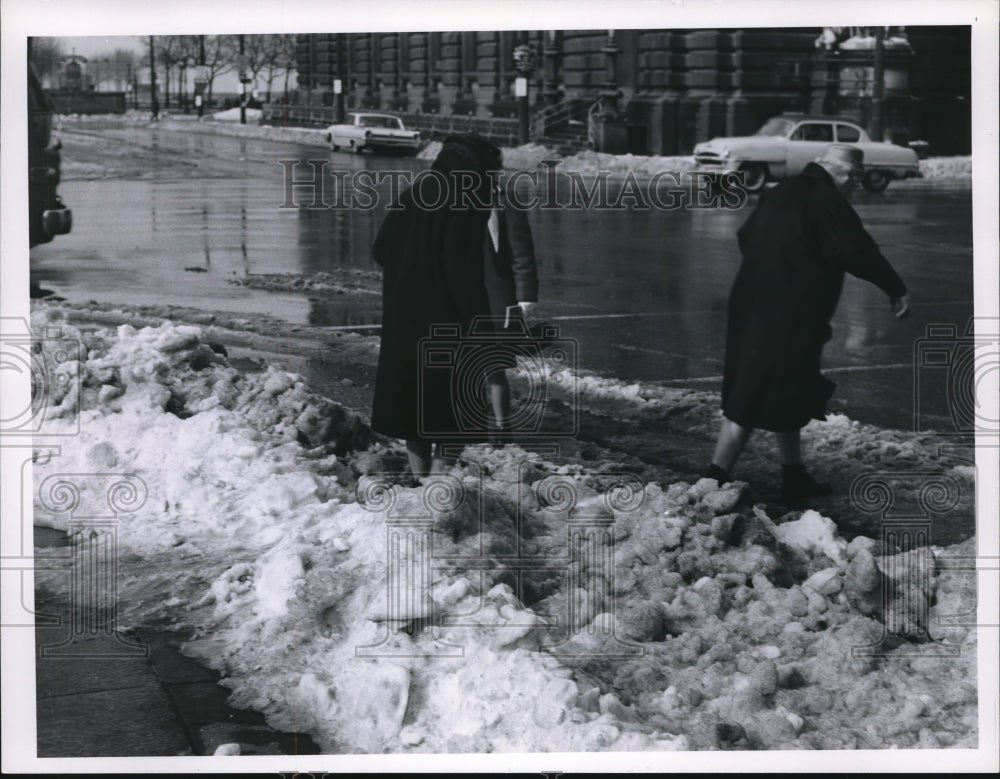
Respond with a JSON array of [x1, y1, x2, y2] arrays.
[[239, 34, 246, 124], [197, 35, 206, 118], [871, 26, 885, 142], [149, 36, 159, 119]]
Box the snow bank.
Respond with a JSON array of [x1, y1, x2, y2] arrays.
[[31, 307, 978, 753], [918, 156, 972, 179], [212, 107, 264, 122]]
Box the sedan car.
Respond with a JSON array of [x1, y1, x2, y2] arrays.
[[693, 115, 921, 193], [325, 112, 423, 155]]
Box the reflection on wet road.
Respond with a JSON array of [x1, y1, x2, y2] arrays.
[[33, 124, 973, 430]]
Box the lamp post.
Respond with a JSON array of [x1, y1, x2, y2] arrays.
[[600, 29, 623, 116], [871, 26, 885, 142], [334, 78, 344, 123], [513, 34, 535, 145]]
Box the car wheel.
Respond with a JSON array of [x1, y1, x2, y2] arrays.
[[738, 163, 767, 193], [861, 169, 891, 193]]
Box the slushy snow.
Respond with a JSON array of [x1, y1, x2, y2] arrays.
[[31, 307, 978, 753]]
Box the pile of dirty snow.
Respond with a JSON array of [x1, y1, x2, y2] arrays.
[[918, 156, 972, 180], [31, 308, 978, 754], [212, 107, 264, 122]]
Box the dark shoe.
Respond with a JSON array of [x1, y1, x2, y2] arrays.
[[703, 463, 730, 485], [781, 464, 832, 508]]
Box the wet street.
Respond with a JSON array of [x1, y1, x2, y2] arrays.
[[32, 121, 974, 432]]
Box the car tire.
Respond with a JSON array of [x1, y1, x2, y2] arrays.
[[738, 163, 767, 193], [861, 169, 891, 193]]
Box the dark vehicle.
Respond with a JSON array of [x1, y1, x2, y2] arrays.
[[29, 61, 72, 247]]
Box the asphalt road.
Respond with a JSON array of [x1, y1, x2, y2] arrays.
[[32, 121, 974, 432]]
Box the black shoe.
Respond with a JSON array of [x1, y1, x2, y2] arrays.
[[781, 465, 832, 508], [703, 464, 730, 485]]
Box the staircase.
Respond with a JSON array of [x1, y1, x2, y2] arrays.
[[531, 99, 597, 154]]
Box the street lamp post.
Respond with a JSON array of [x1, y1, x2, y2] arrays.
[[871, 26, 885, 142], [513, 34, 535, 145]]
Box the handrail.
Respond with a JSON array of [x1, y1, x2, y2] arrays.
[[531, 97, 606, 142], [587, 98, 605, 148], [531, 99, 576, 139]]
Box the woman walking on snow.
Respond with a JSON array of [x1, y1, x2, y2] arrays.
[[705, 145, 910, 507], [370, 134, 502, 479]]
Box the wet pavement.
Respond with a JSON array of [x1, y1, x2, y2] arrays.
[[33, 526, 320, 757], [32, 122, 974, 431]]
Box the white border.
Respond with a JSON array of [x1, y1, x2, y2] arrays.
[[2, 0, 998, 774]]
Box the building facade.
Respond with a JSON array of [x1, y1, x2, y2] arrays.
[[274, 26, 970, 155]]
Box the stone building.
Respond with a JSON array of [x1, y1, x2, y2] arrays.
[[272, 26, 970, 155]]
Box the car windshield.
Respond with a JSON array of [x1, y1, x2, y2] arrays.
[[357, 115, 402, 129], [755, 118, 796, 137]]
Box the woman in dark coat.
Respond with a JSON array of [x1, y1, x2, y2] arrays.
[[371, 134, 501, 478], [706, 144, 910, 507]]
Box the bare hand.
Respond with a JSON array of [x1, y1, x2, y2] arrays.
[[891, 295, 910, 320], [518, 301, 538, 325]]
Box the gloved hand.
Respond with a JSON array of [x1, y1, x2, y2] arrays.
[[518, 301, 539, 326]]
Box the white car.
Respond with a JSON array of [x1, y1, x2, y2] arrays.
[[325, 112, 423, 155], [693, 115, 921, 193]]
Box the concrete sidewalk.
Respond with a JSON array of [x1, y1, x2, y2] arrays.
[[33, 526, 320, 758]]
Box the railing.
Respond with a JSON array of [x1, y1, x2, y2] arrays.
[[262, 102, 337, 126], [587, 98, 606, 148], [531, 100, 578, 139]]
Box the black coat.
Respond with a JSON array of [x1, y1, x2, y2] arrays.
[[370, 138, 497, 441], [483, 193, 538, 317], [483, 194, 539, 320], [722, 162, 907, 432]]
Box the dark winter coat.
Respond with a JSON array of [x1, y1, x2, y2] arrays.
[[483, 194, 539, 320], [370, 136, 499, 441], [721, 162, 907, 432]]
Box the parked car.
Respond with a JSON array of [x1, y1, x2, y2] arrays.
[[325, 112, 423, 155], [28, 62, 72, 247], [693, 114, 921, 193]]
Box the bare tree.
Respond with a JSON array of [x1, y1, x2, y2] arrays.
[[157, 36, 188, 109], [28, 37, 65, 86], [243, 34, 291, 102], [202, 35, 236, 106], [173, 36, 201, 109]]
